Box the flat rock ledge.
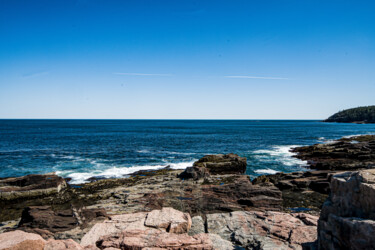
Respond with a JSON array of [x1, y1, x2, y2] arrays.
[[0, 174, 67, 200], [0, 207, 318, 250]]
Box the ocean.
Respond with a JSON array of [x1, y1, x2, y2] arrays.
[[1, 119, 375, 184]]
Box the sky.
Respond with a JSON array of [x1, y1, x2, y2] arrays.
[[0, 0, 374, 119]]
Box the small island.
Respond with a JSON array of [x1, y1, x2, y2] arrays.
[[324, 105, 375, 123]]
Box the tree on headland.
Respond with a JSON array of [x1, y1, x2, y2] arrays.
[[324, 106, 375, 123]]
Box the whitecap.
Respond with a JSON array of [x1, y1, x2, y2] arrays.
[[252, 145, 307, 167], [254, 169, 279, 175], [57, 160, 196, 184]]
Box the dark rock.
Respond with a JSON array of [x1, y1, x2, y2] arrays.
[[292, 135, 375, 171], [17, 206, 108, 238], [144, 175, 282, 214], [193, 153, 247, 175], [178, 166, 210, 180], [0, 174, 67, 200]]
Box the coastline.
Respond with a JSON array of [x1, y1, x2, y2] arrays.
[[1, 135, 375, 249]]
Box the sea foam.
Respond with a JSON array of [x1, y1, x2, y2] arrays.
[[57, 160, 196, 184]]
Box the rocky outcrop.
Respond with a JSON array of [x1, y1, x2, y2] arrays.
[[292, 135, 375, 171], [207, 211, 318, 250], [0, 174, 67, 200], [18, 206, 108, 239], [179, 153, 247, 180], [178, 165, 210, 180], [144, 207, 192, 233], [318, 169, 375, 249], [0, 230, 46, 250], [81, 207, 192, 247], [97, 229, 233, 250], [0, 207, 320, 250], [251, 135, 375, 213]]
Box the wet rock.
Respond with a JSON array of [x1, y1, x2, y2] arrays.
[[0, 230, 46, 250], [207, 211, 318, 250], [194, 153, 247, 175], [292, 135, 375, 171], [97, 229, 233, 250], [318, 169, 375, 249], [0, 174, 67, 200]]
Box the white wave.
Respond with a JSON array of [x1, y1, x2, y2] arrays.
[[253, 145, 307, 167], [57, 160, 196, 184], [254, 169, 279, 174], [136, 150, 150, 153], [343, 133, 375, 139]]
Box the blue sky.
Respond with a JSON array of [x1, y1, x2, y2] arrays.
[[0, 0, 374, 119]]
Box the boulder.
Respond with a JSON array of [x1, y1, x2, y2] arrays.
[[97, 229, 233, 250], [0, 174, 67, 200], [194, 153, 247, 175], [44, 239, 83, 250], [178, 166, 210, 180], [318, 169, 375, 249], [188, 216, 205, 236], [144, 207, 192, 233], [0, 230, 46, 250], [80, 212, 148, 247], [81, 207, 191, 247], [207, 211, 318, 250]]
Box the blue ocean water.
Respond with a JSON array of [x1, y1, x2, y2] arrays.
[[1, 120, 375, 184]]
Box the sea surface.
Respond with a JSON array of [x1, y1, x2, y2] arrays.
[[1, 120, 375, 184]]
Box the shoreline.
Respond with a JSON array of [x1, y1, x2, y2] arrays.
[[1, 135, 375, 249]]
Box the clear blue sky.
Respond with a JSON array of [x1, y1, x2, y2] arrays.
[[1, 0, 374, 119]]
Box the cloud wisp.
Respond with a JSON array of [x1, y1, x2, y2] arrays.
[[225, 75, 289, 80], [21, 71, 49, 79], [114, 72, 173, 76]]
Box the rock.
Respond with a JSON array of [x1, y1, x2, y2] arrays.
[[292, 135, 375, 171], [201, 175, 282, 211], [318, 169, 375, 249], [0, 174, 67, 200], [80, 212, 148, 247], [81, 207, 191, 247], [0, 230, 46, 250], [207, 211, 318, 249], [188, 216, 205, 236], [193, 153, 247, 175], [97, 229, 233, 250], [144, 207, 192, 233], [178, 166, 210, 180], [17, 206, 108, 239], [44, 239, 83, 250]]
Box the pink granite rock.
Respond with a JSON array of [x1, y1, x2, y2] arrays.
[[44, 239, 83, 250], [144, 207, 192, 233], [97, 229, 232, 250], [0, 230, 46, 250], [207, 211, 318, 249]]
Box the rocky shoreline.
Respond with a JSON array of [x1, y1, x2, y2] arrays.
[[1, 135, 375, 249]]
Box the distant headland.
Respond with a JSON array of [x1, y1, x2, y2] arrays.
[[324, 105, 375, 124]]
